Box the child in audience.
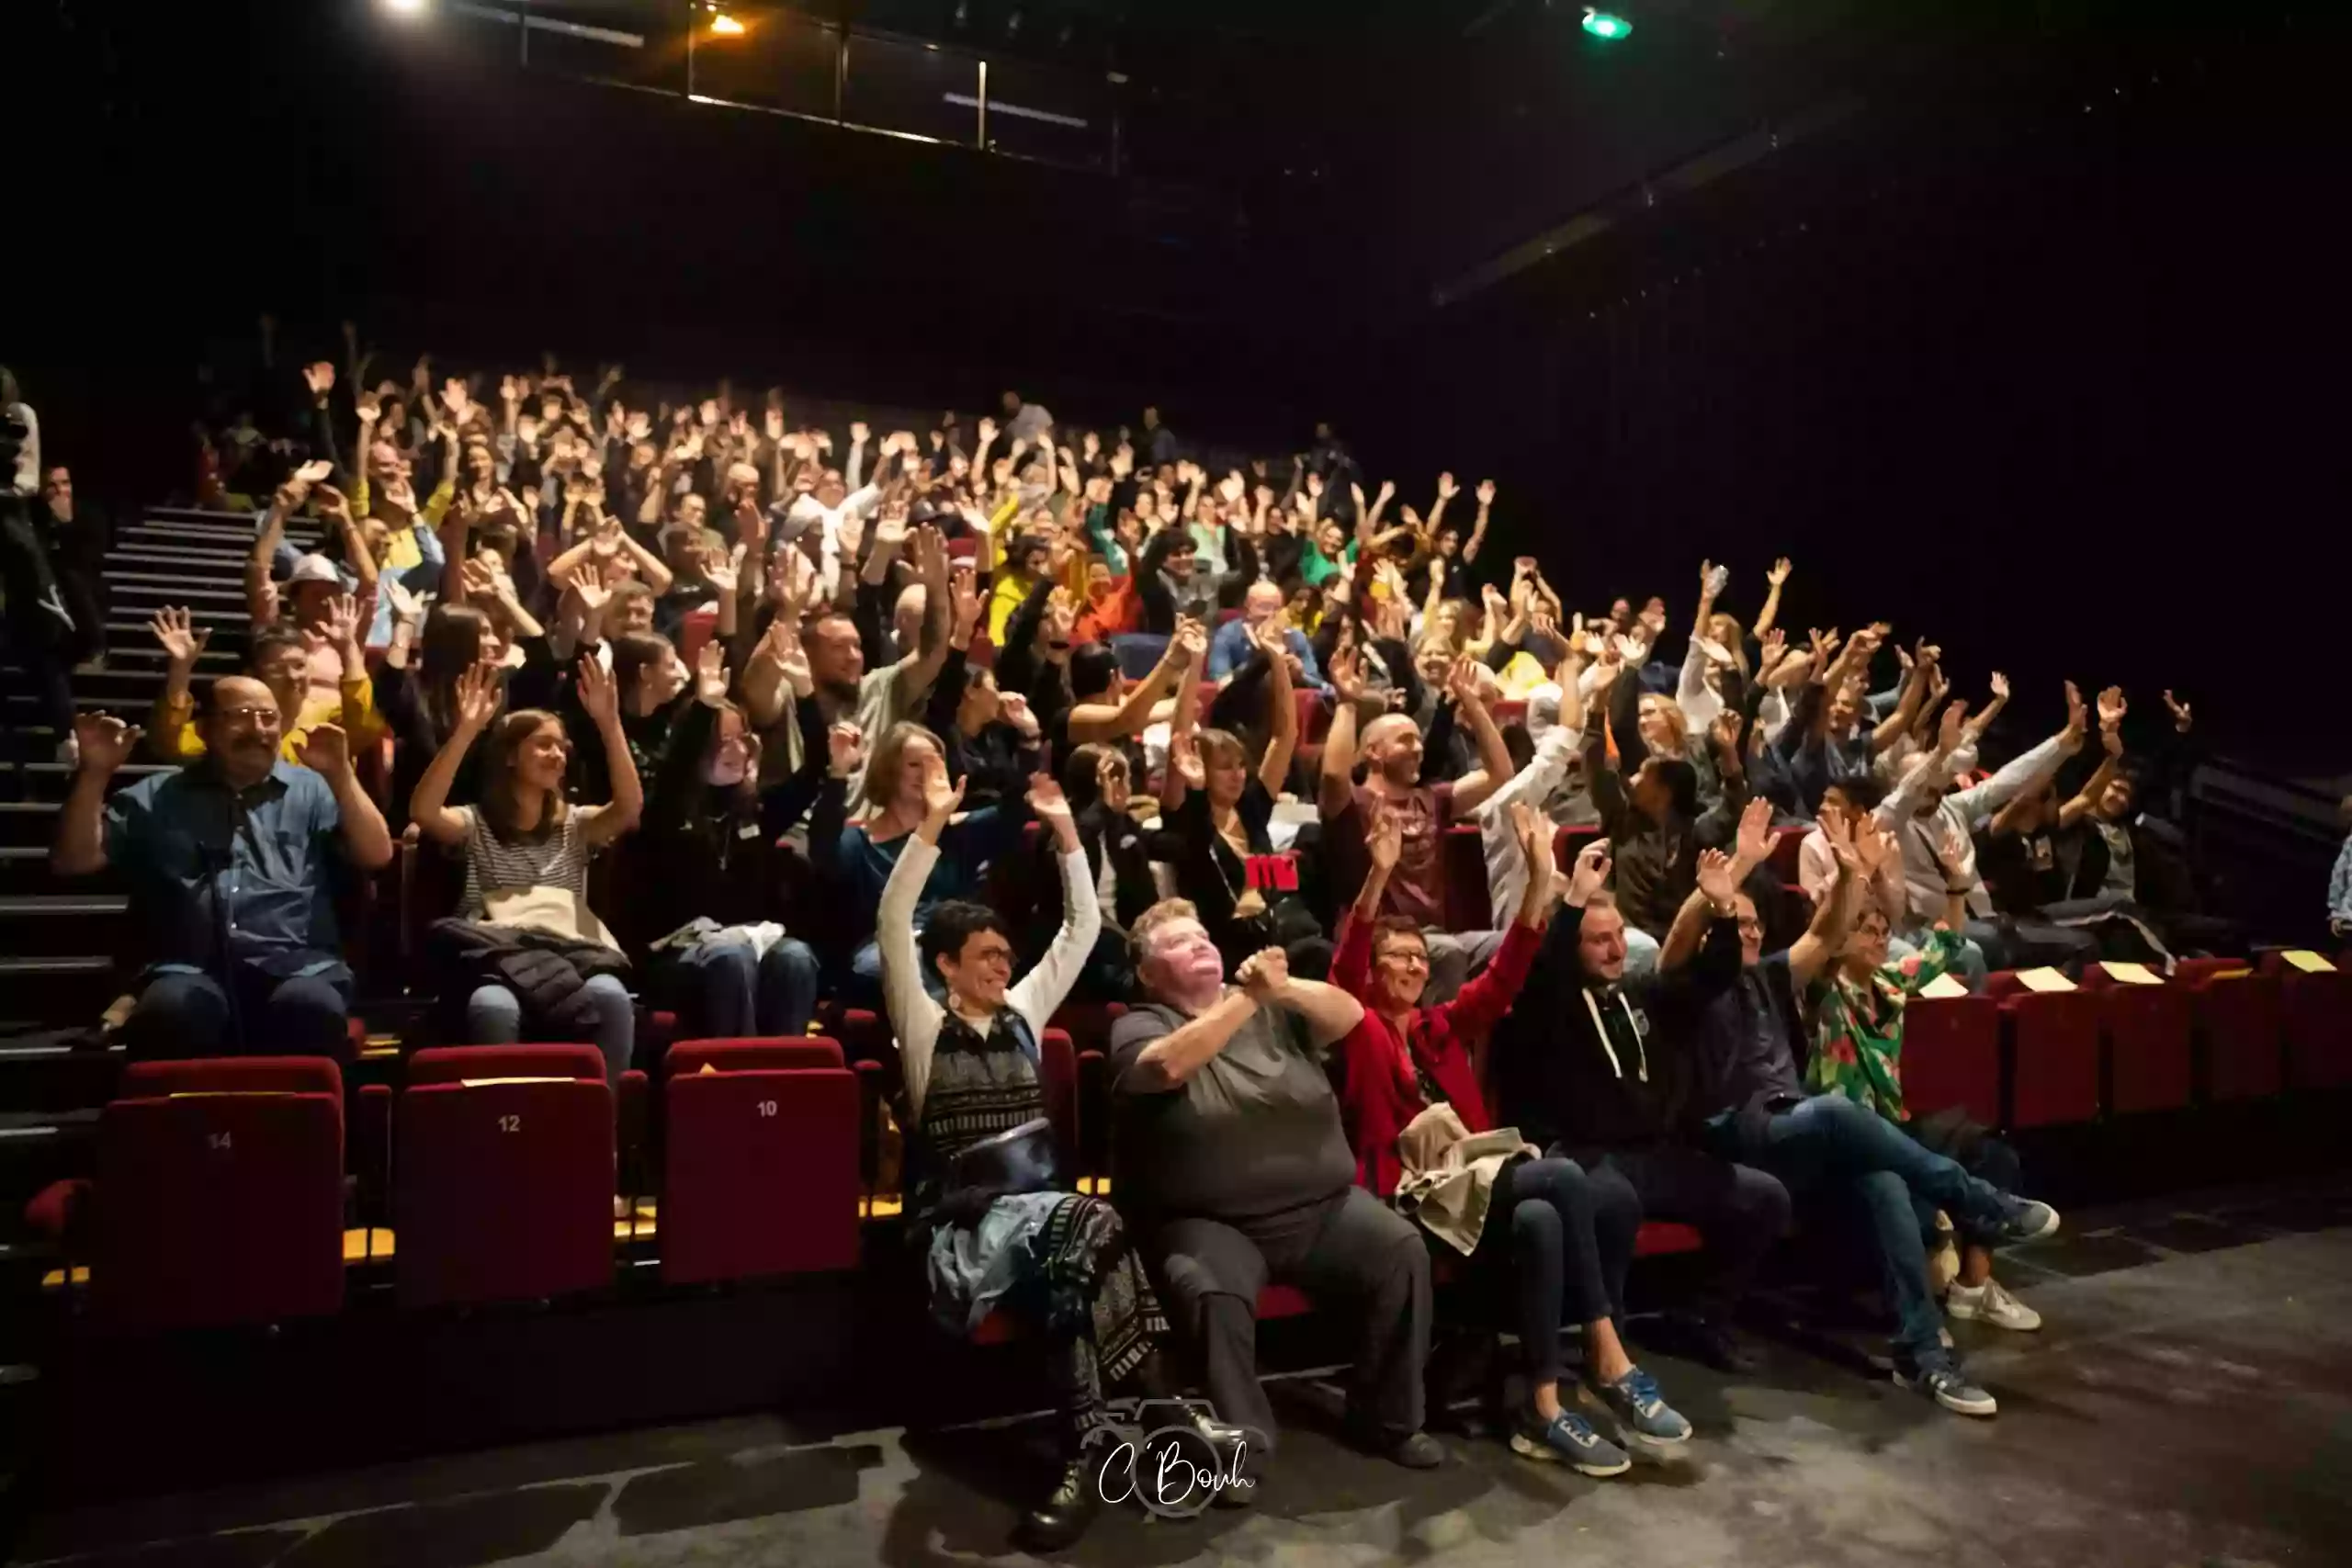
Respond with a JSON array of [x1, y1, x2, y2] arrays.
[[410, 659, 643, 1085]]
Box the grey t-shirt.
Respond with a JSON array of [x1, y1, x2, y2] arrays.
[[1109, 999, 1356, 1221]]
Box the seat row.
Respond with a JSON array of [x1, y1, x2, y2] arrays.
[[26, 950, 2344, 1333]]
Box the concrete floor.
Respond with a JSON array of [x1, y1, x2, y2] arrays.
[[15, 1179, 2352, 1568]]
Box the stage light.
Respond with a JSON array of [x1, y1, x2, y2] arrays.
[[1582, 7, 1632, 39], [708, 10, 746, 35], [381, 0, 427, 16]]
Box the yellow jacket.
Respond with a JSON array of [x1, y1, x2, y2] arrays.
[[152, 673, 385, 765]]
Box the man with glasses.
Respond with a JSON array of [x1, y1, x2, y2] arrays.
[[48, 677, 394, 1063]]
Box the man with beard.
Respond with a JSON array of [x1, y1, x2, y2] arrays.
[[49, 679, 394, 1063]]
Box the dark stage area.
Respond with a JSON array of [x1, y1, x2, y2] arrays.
[[14, 1177, 2352, 1568]]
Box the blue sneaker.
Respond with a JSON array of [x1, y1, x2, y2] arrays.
[[1510, 1410, 1632, 1477], [1585, 1366, 1692, 1444], [1994, 1199, 2061, 1247]]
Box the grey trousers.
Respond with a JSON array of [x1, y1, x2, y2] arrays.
[[1146, 1186, 1430, 1453]]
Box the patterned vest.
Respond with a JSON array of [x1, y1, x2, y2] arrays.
[[903, 1009, 1047, 1223]]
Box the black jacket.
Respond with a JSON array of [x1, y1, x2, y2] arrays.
[[1492, 900, 1743, 1155]]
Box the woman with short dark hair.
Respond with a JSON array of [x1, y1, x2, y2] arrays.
[[878, 748, 1228, 1551]]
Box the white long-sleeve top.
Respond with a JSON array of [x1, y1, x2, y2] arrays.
[[1875, 731, 2074, 924], [879, 834, 1101, 1122], [1476, 723, 1581, 923], [786, 484, 883, 600]]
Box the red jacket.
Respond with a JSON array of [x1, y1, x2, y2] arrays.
[[1329, 913, 1543, 1200]]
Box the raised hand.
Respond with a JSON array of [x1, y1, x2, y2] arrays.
[[1938, 695, 1970, 754], [1767, 556, 1792, 587], [849, 421, 871, 446], [2097, 684, 2127, 732], [322, 592, 363, 650], [303, 361, 334, 398], [1443, 653, 1483, 707], [920, 751, 965, 823], [1236, 946, 1291, 1006], [1734, 795, 1773, 869], [356, 391, 381, 426], [1170, 730, 1206, 791], [1434, 472, 1460, 502], [704, 543, 744, 596], [1567, 839, 1613, 907], [1935, 818, 1971, 876], [694, 641, 729, 707], [453, 662, 501, 733], [1508, 798, 1545, 874], [1025, 771, 1076, 829], [299, 721, 352, 778], [576, 653, 620, 728], [1696, 849, 1740, 909], [1329, 646, 1368, 704], [2063, 680, 2088, 741], [381, 578, 426, 626], [826, 721, 866, 780], [2162, 687, 2192, 734], [1475, 479, 1497, 507], [150, 606, 210, 666], [1172, 615, 1209, 666], [73, 712, 143, 775], [1819, 802, 1858, 867]]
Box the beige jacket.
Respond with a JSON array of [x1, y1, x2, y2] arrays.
[[1391, 1103, 1537, 1257]]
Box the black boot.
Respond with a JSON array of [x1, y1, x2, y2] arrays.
[[1015, 1443, 1105, 1553]]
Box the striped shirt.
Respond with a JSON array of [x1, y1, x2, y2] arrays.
[[454, 805, 595, 925]]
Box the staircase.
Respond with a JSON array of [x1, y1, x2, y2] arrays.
[[0, 504, 324, 1250]]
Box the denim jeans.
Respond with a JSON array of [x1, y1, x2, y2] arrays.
[[467, 973, 634, 1085], [663, 934, 820, 1038], [126, 963, 356, 1065], [1706, 1093, 2016, 1372]]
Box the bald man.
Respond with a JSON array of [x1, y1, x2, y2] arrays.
[[1319, 649, 1516, 1002], [1207, 581, 1324, 688]]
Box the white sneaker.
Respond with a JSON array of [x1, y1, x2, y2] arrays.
[[1946, 1278, 2041, 1332]]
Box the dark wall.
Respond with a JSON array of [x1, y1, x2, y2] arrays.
[[1364, 3, 2349, 772]]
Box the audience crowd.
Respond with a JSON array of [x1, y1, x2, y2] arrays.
[[1, 342, 2326, 1549]]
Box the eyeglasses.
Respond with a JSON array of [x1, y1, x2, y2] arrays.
[[1376, 950, 1430, 968], [213, 705, 279, 727]]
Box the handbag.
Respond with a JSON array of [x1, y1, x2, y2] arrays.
[[939, 1117, 1064, 1224]]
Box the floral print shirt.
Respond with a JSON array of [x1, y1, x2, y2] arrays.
[[1804, 927, 1966, 1123]]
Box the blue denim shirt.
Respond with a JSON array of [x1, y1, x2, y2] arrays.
[[1206, 617, 1326, 687], [104, 759, 345, 980]]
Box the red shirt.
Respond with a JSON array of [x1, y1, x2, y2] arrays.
[[1328, 912, 1543, 1200]]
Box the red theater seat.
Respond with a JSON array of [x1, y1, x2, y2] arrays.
[[2081, 965, 2193, 1114], [2182, 964, 2283, 1101], [1984, 973, 2102, 1128], [662, 1039, 861, 1284], [396, 1044, 615, 1308], [2256, 954, 2352, 1090], [1903, 996, 2002, 1127], [1634, 1221, 1705, 1257], [81, 1057, 346, 1330]]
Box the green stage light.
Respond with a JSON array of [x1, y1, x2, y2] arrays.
[[1582, 8, 1632, 39]]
